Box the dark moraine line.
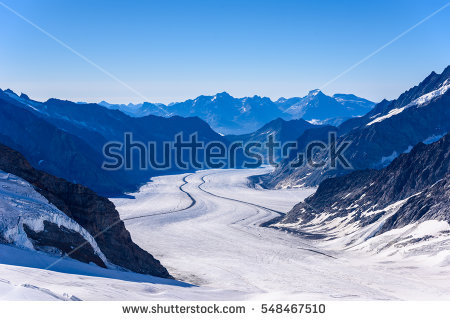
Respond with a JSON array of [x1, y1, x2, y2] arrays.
[[198, 173, 336, 259], [198, 174, 285, 216], [123, 173, 196, 221], [297, 248, 337, 259]]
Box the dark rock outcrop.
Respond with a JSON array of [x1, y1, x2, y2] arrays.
[[0, 143, 172, 278], [260, 125, 338, 188], [23, 221, 106, 268], [377, 174, 449, 234]]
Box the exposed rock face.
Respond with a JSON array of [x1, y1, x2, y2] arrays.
[[0, 143, 172, 278], [377, 174, 449, 235], [275, 132, 450, 236], [23, 221, 106, 268], [260, 125, 338, 188]]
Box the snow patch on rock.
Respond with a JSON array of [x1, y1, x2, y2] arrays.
[[0, 170, 107, 264]]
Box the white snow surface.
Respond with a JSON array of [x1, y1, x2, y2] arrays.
[[0, 244, 240, 300], [366, 106, 406, 126], [2, 167, 450, 300]]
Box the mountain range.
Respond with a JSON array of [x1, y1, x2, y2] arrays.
[[99, 91, 375, 135], [0, 86, 376, 195], [0, 89, 226, 196]]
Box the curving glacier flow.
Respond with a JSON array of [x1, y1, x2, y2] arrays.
[[111, 168, 450, 300]]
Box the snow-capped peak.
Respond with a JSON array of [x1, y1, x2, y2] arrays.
[[367, 80, 450, 126], [308, 89, 321, 96]]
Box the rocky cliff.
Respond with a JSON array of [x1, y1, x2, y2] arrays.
[[0, 143, 171, 278], [273, 133, 450, 245]]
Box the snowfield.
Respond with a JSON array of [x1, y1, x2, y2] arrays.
[[1, 167, 450, 300], [0, 244, 242, 300]]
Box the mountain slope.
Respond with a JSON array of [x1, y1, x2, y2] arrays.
[[227, 118, 316, 143], [272, 133, 450, 257], [0, 91, 129, 196], [276, 90, 375, 125], [225, 118, 319, 161], [0, 143, 171, 278], [332, 93, 375, 111]]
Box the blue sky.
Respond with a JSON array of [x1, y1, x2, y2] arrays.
[[1, 0, 449, 104]]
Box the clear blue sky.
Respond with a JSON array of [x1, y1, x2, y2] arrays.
[[1, 0, 449, 104]]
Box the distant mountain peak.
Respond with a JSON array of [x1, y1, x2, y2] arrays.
[[308, 89, 321, 95], [2, 86, 375, 135], [215, 91, 232, 98], [4, 88, 16, 95], [333, 93, 358, 99], [264, 117, 285, 126], [19, 93, 30, 100]]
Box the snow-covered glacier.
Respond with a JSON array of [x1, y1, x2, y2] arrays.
[[1, 167, 450, 300]]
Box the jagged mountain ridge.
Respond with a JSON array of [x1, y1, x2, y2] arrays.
[[100, 90, 375, 135], [262, 65, 450, 188], [276, 90, 374, 126]]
